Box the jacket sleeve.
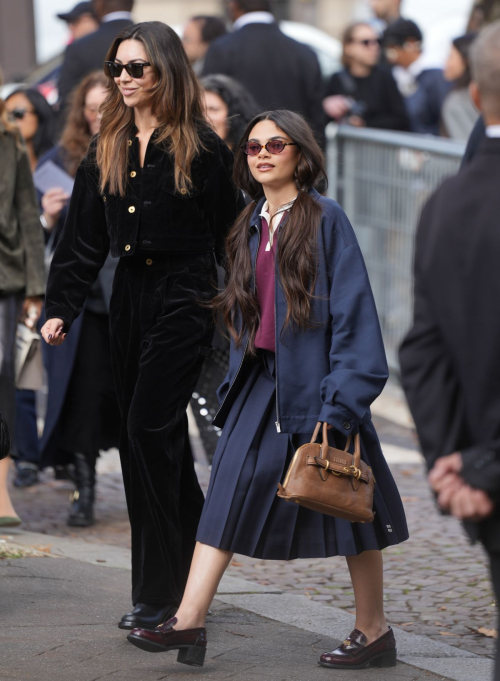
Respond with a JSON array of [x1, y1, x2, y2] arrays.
[[398, 198, 466, 469], [318, 233, 389, 431], [460, 443, 500, 504], [15, 148, 46, 297], [44, 156, 110, 331]]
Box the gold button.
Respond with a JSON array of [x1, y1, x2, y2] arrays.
[[128, 139, 132, 146], [125, 245, 131, 252], [180, 188, 187, 195], [130, 170, 137, 178], [103, 196, 107, 202], [128, 206, 135, 214], [146, 258, 153, 266]]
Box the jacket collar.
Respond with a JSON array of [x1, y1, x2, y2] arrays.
[[249, 187, 321, 231]]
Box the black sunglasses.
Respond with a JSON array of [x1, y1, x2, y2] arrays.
[[9, 108, 36, 120], [105, 61, 151, 78], [242, 140, 297, 156], [351, 38, 382, 47]]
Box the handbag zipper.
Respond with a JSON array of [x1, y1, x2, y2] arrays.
[[213, 225, 261, 423]]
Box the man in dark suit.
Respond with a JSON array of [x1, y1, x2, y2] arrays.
[[399, 21, 500, 680], [57, 0, 134, 119], [202, 0, 325, 141]]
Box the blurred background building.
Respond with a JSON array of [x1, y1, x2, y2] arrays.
[[3, 0, 499, 83]]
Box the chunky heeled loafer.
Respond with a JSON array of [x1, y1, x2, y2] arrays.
[[127, 617, 207, 667], [319, 626, 397, 669]]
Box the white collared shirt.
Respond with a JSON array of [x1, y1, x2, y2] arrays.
[[233, 11, 275, 31], [260, 197, 297, 251], [102, 11, 133, 23], [486, 125, 500, 138]]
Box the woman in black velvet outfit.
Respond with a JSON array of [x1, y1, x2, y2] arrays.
[[41, 21, 243, 631]]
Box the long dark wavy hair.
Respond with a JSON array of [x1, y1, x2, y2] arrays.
[[98, 21, 209, 196], [213, 110, 327, 352]]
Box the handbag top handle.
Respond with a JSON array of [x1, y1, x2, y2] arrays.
[[310, 421, 361, 469]]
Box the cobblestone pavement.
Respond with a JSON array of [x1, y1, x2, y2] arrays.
[[7, 401, 497, 660]]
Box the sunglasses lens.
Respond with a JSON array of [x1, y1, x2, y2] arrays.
[[12, 109, 25, 120], [106, 62, 121, 77], [267, 141, 285, 154], [244, 143, 261, 156], [128, 64, 144, 78]]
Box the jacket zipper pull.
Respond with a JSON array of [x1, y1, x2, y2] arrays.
[[276, 421, 281, 433]]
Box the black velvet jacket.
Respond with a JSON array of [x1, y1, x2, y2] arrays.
[[45, 126, 243, 330]]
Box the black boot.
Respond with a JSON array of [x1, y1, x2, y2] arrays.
[[67, 452, 96, 527]]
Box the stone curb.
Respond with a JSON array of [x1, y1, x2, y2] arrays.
[[4, 529, 493, 681]]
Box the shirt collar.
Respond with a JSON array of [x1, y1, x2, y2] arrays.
[[260, 196, 297, 250], [486, 124, 500, 138], [233, 12, 275, 31], [101, 11, 133, 23]]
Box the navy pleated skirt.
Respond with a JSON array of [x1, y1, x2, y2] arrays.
[[196, 351, 409, 559]]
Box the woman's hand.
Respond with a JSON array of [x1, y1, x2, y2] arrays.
[[322, 95, 351, 121], [21, 296, 43, 329], [41, 188, 70, 230], [41, 318, 66, 346]]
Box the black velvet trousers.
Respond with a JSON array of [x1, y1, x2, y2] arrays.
[[109, 251, 216, 606]]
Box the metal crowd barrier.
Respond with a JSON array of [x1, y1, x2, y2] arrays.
[[326, 124, 466, 371]]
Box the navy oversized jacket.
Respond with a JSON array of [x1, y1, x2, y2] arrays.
[[213, 189, 389, 435]]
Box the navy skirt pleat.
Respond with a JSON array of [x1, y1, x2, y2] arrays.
[[196, 352, 409, 559]]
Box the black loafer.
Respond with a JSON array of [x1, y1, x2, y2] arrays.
[[118, 603, 177, 630], [13, 463, 38, 488]]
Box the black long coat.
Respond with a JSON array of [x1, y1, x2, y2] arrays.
[[399, 138, 500, 552], [202, 22, 325, 141]]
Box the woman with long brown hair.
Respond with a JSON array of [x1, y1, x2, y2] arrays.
[[128, 110, 409, 669], [41, 21, 242, 630]]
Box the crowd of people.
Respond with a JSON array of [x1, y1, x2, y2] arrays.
[[0, 0, 499, 678]]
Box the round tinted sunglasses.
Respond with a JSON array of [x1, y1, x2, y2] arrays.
[[105, 61, 151, 78], [242, 140, 297, 156]]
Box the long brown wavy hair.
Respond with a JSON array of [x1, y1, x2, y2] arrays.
[[214, 110, 327, 352], [97, 21, 208, 196], [60, 71, 108, 177]]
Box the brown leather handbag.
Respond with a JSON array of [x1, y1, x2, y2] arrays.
[[277, 422, 375, 523]]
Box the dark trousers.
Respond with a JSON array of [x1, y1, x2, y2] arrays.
[[109, 252, 216, 606], [490, 553, 500, 681], [0, 294, 23, 439], [14, 389, 40, 464]]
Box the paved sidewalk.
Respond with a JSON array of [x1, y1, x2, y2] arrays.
[[7, 382, 497, 665], [0, 546, 484, 681]]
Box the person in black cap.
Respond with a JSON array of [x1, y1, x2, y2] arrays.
[[58, 2, 99, 42], [383, 18, 450, 135]]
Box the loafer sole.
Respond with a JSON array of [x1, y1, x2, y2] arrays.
[[319, 648, 397, 670], [118, 620, 158, 631], [127, 633, 170, 653], [126, 634, 206, 666]]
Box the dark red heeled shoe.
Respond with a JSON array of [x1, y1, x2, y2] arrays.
[[127, 617, 207, 667], [319, 626, 397, 669]]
